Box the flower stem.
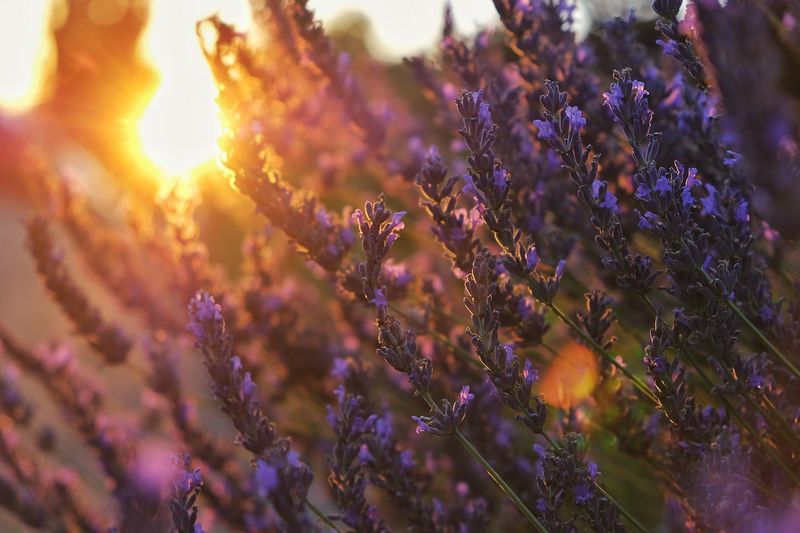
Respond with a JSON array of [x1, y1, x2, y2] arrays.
[[547, 302, 657, 404], [594, 483, 649, 533], [741, 393, 800, 456], [681, 350, 800, 489], [305, 498, 342, 532], [419, 392, 547, 532], [698, 269, 800, 381]]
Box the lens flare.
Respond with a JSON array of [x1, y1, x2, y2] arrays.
[[136, 0, 250, 176], [0, 0, 54, 113]]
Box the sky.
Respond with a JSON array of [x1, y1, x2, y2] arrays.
[[0, 0, 500, 113]]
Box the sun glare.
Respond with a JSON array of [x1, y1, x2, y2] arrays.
[[136, 0, 251, 176], [0, 0, 54, 113]]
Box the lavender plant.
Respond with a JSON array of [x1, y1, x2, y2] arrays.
[[1, 0, 800, 531]]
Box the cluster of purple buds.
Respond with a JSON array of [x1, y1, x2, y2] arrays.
[[167, 454, 204, 533], [412, 386, 475, 436]]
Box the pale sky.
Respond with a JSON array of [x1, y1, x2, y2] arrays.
[[0, 0, 500, 113]]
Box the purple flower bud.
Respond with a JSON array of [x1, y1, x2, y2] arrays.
[[555, 259, 566, 278], [241, 372, 256, 398], [588, 462, 599, 482], [457, 385, 475, 405], [357, 443, 372, 464], [477, 100, 492, 125]]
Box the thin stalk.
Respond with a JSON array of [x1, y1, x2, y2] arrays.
[[741, 393, 800, 456], [547, 303, 657, 403], [681, 350, 800, 489], [539, 430, 647, 532], [419, 392, 547, 533], [305, 498, 342, 532], [594, 483, 649, 533], [761, 394, 799, 451], [540, 341, 558, 356], [640, 294, 658, 317], [389, 304, 482, 370], [698, 269, 800, 380]]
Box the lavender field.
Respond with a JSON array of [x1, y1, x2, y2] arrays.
[[0, 0, 799, 531]]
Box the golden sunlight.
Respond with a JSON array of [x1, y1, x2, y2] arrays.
[[136, 0, 250, 176], [539, 341, 599, 409], [0, 0, 54, 112]]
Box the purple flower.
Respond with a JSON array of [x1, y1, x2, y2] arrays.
[[685, 167, 700, 188], [631, 80, 648, 102], [533, 119, 556, 141], [555, 259, 566, 279], [457, 385, 475, 406], [522, 359, 539, 389], [638, 210, 658, 231], [254, 459, 278, 497], [187, 291, 223, 342], [411, 416, 434, 435], [565, 105, 586, 130], [592, 180, 618, 212], [477, 100, 492, 126], [700, 184, 718, 216], [681, 187, 695, 208], [734, 200, 749, 223], [602, 83, 623, 111], [492, 168, 509, 192], [655, 176, 671, 195], [526, 247, 539, 270], [656, 38, 679, 56], [371, 288, 388, 310], [574, 483, 593, 505]]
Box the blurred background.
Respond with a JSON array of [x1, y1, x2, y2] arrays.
[[0, 0, 652, 369], [0, 1, 659, 530]]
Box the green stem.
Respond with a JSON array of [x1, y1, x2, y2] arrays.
[[761, 394, 800, 451], [680, 350, 800, 490], [640, 293, 658, 317], [540, 431, 647, 532], [742, 393, 800, 456], [594, 483, 649, 533], [547, 303, 657, 404], [698, 269, 800, 381], [420, 393, 547, 533], [389, 304, 481, 370], [305, 498, 342, 532]]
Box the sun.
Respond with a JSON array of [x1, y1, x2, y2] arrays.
[[136, 0, 251, 176]]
